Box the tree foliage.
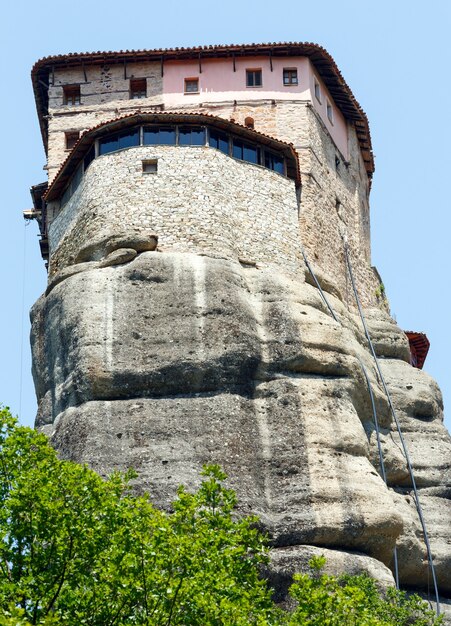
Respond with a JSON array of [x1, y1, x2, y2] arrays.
[[286, 556, 443, 626], [0, 407, 443, 625]]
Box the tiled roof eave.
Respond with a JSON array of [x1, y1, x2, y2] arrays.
[[44, 111, 301, 202], [31, 41, 374, 176]]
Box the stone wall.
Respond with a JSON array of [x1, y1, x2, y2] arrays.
[[46, 90, 378, 305], [48, 145, 302, 278], [47, 62, 163, 181]]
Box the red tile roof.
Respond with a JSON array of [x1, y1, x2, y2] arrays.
[[31, 41, 374, 177], [44, 110, 301, 202], [405, 331, 430, 369]]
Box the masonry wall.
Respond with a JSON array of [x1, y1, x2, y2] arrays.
[[47, 62, 163, 181], [46, 58, 347, 179], [47, 145, 302, 278], [298, 106, 379, 307], [45, 62, 378, 306]]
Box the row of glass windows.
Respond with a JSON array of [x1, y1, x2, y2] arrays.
[[97, 125, 286, 174], [59, 124, 287, 207]]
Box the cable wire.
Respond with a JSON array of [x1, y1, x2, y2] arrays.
[[342, 241, 440, 615], [301, 246, 400, 588]]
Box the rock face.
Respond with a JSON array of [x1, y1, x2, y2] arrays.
[[29, 46, 451, 619], [31, 250, 451, 610]]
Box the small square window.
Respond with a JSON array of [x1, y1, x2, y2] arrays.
[[327, 101, 334, 124], [65, 131, 80, 150], [283, 68, 298, 85], [63, 84, 81, 106], [130, 78, 147, 99], [246, 69, 262, 87], [184, 78, 199, 94], [314, 79, 321, 103], [142, 159, 158, 174]]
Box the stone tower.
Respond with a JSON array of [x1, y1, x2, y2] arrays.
[[28, 43, 451, 614]]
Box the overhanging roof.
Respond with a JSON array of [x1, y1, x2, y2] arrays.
[[31, 41, 374, 177], [44, 111, 301, 202], [405, 331, 430, 369]]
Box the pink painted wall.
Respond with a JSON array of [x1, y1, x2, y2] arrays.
[[163, 56, 311, 99], [162, 56, 348, 158], [308, 67, 348, 158]]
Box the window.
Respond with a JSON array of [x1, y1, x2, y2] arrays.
[[65, 131, 80, 150], [63, 84, 81, 106], [84, 144, 95, 171], [264, 151, 285, 175], [142, 159, 158, 173], [130, 78, 147, 99], [184, 78, 199, 94], [314, 79, 321, 103], [99, 128, 140, 155], [283, 68, 298, 85], [209, 129, 229, 155], [246, 69, 262, 87], [232, 139, 260, 164], [178, 127, 205, 146], [143, 126, 176, 145], [327, 100, 334, 124]]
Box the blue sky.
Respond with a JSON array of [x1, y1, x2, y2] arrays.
[[1, 0, 450, 432]]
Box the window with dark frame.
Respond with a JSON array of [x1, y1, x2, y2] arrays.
[[99, 128, 140, 155], [314, 79, 321, 103], [184, 78, 199, 94], [59, 122, 293, 208], [65, 131, 80, 150], [142, 159, 158, 173], [246, 69, 262, 87], [208, 129, 229, 155], [178, 127, 205, 146], [63, 85, 81, 106], [327, 101, 334, 124], [130, 78, 147, 99], [143, 126, 176, 145], [283, 68, 298, 85]]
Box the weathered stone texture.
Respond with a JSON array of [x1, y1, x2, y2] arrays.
[[35, 58, 451, 619], [47, 63, 163, 181], [32, 253, 451, 603], [47, 146, 302, 278]]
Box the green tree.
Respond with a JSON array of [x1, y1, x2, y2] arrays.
[[286, 555, 443, 626], [0, 407, 274, 625], [0, 407, 443, 625]]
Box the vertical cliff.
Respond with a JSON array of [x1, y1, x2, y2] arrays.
[[28, 44, 451, 620]]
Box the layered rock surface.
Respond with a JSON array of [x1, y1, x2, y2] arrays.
[[31, 250, 451, 612]]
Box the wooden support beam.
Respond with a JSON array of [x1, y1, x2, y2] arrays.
[[160, 56, 164, 77], [198, 52, 202, 74]]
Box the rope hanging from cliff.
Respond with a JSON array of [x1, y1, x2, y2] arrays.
[[19, 221, 30, 420], [301, 244, 400, 589], [342, 239, 440, 616]]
